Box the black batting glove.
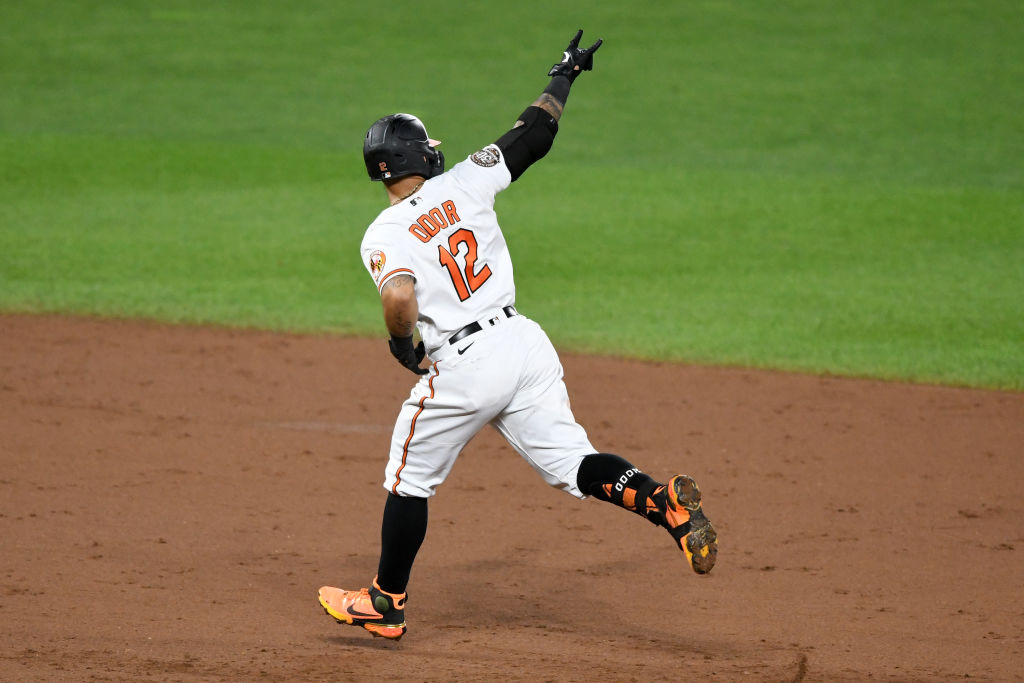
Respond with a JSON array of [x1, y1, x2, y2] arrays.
[[388, 334, 429, 375], [547, 29, 603, 83]]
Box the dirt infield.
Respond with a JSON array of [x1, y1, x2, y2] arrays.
[[1, 314, 1021, 681]]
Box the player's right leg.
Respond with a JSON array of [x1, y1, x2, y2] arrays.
[[487, 317, 717, 574], [576, 453, 718, 574]]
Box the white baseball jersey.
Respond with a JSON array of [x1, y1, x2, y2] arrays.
[[360, 144, 516, 354], [360, 144, 595, 500]]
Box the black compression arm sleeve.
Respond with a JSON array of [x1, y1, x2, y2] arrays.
[[494, 106, 559, 182], [543, 75, 571, 108]]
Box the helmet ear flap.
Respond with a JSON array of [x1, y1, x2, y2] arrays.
[[430, 148, 445, 178]]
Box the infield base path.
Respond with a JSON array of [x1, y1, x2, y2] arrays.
[[1, 314, 1021, 681]]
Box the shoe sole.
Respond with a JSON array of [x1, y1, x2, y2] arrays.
[[669, 475, 718, 575], [318, 594, 407, 640]]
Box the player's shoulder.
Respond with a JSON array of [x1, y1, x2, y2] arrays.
[[361, 210, 404, 251], [466, 144, 504, 170], [446, 143, 511, 192], [450, 143, 506, 174]]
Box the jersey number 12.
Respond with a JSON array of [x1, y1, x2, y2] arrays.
[[438, 228, 492, 302]]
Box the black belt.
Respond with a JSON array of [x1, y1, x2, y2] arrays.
[[449, 306, 517, 345]]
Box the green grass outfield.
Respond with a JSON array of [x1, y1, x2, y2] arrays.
[[1, 1, 1022, 389]]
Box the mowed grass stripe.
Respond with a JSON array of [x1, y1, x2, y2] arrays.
[[1, 1, 1021, 388]]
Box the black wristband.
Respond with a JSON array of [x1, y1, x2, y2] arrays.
[[389, 333, 414, 347], [544, 75, 571, 107], [388, 333, 428, 375]]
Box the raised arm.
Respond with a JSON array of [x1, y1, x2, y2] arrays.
[[495, 30, 603, 182]]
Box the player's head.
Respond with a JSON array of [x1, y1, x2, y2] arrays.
[[363, 113, 444, 182]]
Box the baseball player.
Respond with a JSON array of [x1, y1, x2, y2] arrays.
[[318, 30, 717, 640]]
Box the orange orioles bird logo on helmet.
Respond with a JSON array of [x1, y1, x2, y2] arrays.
[[369, 251, 386, 280]]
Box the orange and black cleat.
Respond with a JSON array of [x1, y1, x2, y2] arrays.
[[318, 577, 407, 640], [661, 474, 718, 574]]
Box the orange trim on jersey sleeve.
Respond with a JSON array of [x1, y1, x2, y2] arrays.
[[392, 362, 439, 495], [377, 268, 415, 293]]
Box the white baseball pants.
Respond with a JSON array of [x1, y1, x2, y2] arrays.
[[384, 313, 595, 499]]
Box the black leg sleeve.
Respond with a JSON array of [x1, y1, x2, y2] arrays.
[[376, 493, 428, 594], [576, 453, 663, 524]]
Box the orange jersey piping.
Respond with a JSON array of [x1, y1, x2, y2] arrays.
[[377, 268, 415, 293]]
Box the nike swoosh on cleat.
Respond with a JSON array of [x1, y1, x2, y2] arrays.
[[457, 343, 475, 355], [345, 605, 381, 619]]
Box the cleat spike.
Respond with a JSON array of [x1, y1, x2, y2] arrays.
[[663, 474, 718, 574]]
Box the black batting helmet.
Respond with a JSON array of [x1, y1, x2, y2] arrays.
[[363, 113, 444, 182]]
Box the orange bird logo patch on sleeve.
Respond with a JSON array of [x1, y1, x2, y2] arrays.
[[369, 251, 386, 281]]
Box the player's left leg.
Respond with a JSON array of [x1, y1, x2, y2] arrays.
[[320, 340, 519, 639], [375, 492, 428, 594], [318, 576, 408, 640], [317, 493, 425, 640]]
